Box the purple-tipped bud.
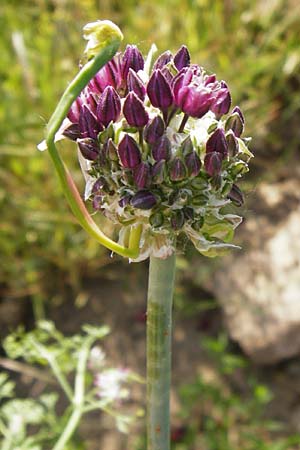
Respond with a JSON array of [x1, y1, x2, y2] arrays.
[[227, 184, 244, 206], [127, 68, 146, 100], [130, 190, 157, 210], [225, 111, 244, 137], [77, 138, 99, 161], [204, 151, 223, 176], [181, 136, 194, 155], [226, 130, 239, 156], [123, 92, 149, 128], [133, 162, 151, 189], [144, 116, 165, 145], [79, 105, 102, 139], [118, 135, 141, 168], [152, 160, 167, 184], [92, 195, 103, 211], [153, 51, 173, 70], [92, 177, 107, 193], [63, 123, 81, 141], [171, 210, 185, 230], [169, 157, 187, 181], [121, 45, 144, 79], [104, 138, 119, 161], [147, 70, 174, 109], [206, 128, 228, 157], [174, 45, 190, 70], [152, 135, 171, 161], [97, 86, 121, 128], [119, 194, 132, 207], [67, 98, 82, 123], [232, 106, 245, 124], [185, 152, 201, 177], [211, 81, 231, 118]]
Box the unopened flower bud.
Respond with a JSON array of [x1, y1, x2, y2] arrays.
[[130, 190, 157, 209], [226, 130, 239, 156], [169, 157, 187, 181], [211, 81, 231, 118], [121, 44, 144, 79], [171, 210, 185, 230], [63, 123, 81, 141], [127, 69, 146, 100], [206, 128, 228, 157], [147, 69, 174, 109], [153, 51, 173, 70], [118, 194, 132, 207], [185, 152, 201, 177], [181, 136, 193, 155], [183, 206, 194, 220], [143, 116, 165, 145], [118, 135, 141, 168], [232, 106, 245, 124], [133, 162, 151, 189], [225, 111, 244, 137], [152, 160, 167, 184], [123, 92, 149, 127], [79, 105, 102, 139], [174, 45, 190, 70], [227, 183, 244, 206], [77, 138, 99, 161], [152, 135, 171, 161], [150, 212, 164, 227], [204, 151, 223, 176], [68, 98, 82, 123], [105, 138, 119, 161], [97, 86, 121, 127]]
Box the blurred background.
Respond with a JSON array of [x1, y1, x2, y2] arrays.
[[1, 0, 300, 449]]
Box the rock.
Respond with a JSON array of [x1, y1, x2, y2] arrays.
[[209, 177, 300, 364]]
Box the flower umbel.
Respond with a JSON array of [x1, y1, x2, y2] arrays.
[[63, 44, 253, 260]]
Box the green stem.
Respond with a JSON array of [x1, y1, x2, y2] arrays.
[[147, 253, 176, 450]]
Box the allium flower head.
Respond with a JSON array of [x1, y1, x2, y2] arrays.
[[63, 44, 253, 260]]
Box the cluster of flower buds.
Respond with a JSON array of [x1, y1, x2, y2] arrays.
[[63, 44, 252, 260]]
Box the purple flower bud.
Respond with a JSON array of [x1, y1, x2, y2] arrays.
[[121, 45, 144, 79], [185, 152, 201, 177], [226, 130, 239, 156], [169, 157, 187, 181], [152, 160, 167, 184], [171, 210, 185, 230], [92, 177, 107, 193], [97, 86, 121, 127], [143, 116, 165, 145], [181, 136, 194, 155], [91, 57, 122, 93], [118, 134, 141, 168], [204, 151, 223, 176], [152, 135, 171, 161], [119, 194, 132, 207], [79, 105, 102, 139], [67, 98, 82, 123], [206, 128, 228, 157], [77, 138, 99, 161], [104, 138, 119, 161], [232, 106, 245, 124], [123, 92, 149, 128], [177, 85, 212, 118], [147, 70, 174, 109], [174, 45, 190, 70], [153, 51, 173, 70], [127, 68, 146, 100], [93, 195, 103, 211], [63, 123, 81, 141], [130, 190, 157, 210], [227, 184, 244, 206], [133, 162, 151, 189], [211, 81, 231, 118], [225, 110, 244, 137]]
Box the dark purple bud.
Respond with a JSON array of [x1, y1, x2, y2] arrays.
[[147, 70, 174, 109], [67, 98, 82, 123], [79, 105, 102, 139], [131, 190, 157, 210], [144, 115, 165, 145], [153, 51, 173, 70], [77, 138, 99, 161], [174, 45, 190, 70], [161, 66, 174, 84], [104, 138, 119, 161], [169, 157, 187, 181], [171, 210, 185, 230], [211, 81, 231, 118], [92, 57, 122, 92], [185, 152, 201, 177], [133, 162, 151, 189], [92, 195, 103, 211], [226, 130, 239, 156], [225, 112, 244, 137], [118, 134, 141, 168], [121, 45, 144, 79], [123, 92, 149, 128], [63, 123, 81, 141], [92, 177, 107, 193], [177, 85, 212, 118], [204, 151, 223, 176], [227, 184, 244, 206], [127, 68, 146, 100], [152, 135, 171, 161], [119, 194, 132, 207], [152, 160, 167, 184], [181, 136, 194, 155], [232, 106, 245, 124], [97, 86, 121, 127], [206, 128, 228, 157], [150, 212, 164, 227]]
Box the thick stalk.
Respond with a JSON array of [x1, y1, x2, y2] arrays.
[[147, 253, 176, 450]]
